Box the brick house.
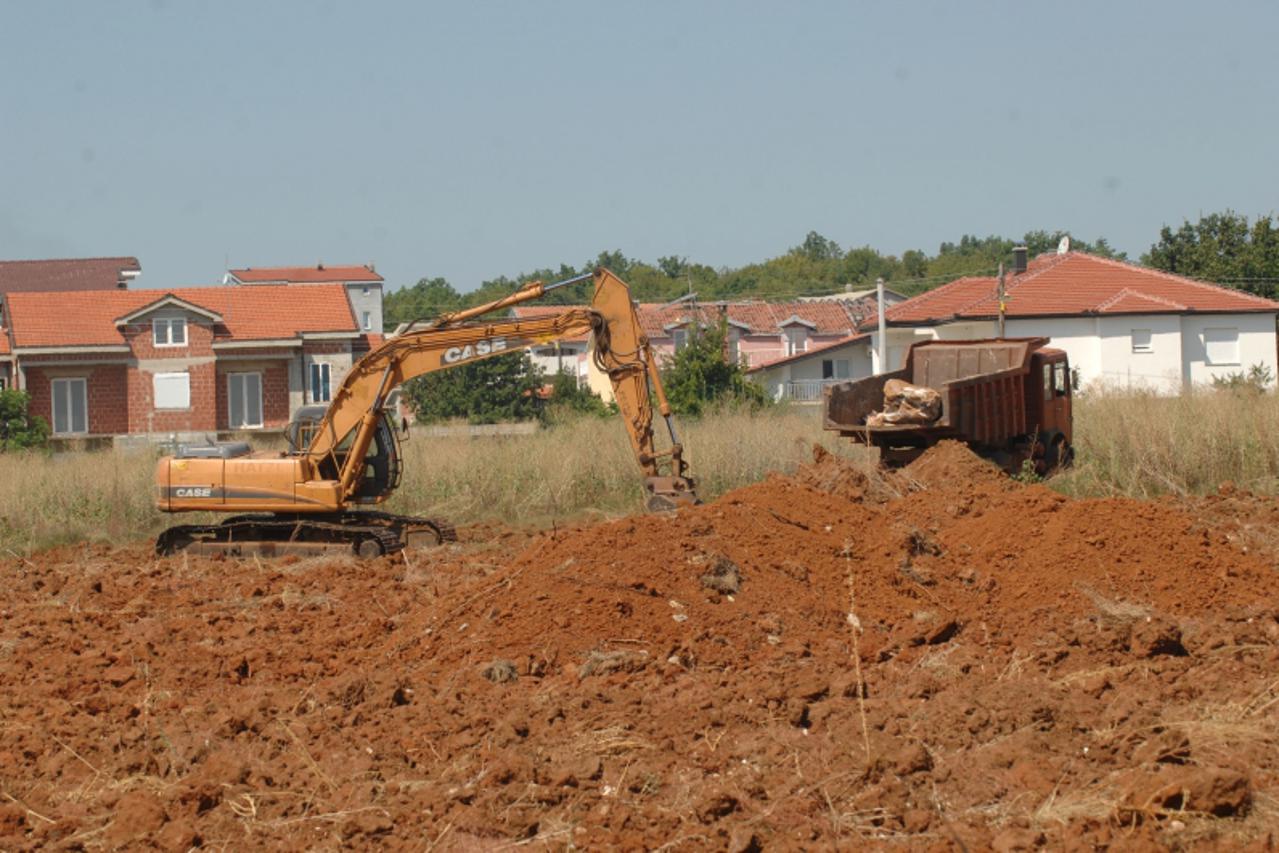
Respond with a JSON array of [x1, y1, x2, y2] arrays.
[[0, 284, 365, 439], [225, 264, 385, 346], [0, 257, 142, 392]]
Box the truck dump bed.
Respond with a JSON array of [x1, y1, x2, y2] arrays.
[[824, 337, 1050, 446]]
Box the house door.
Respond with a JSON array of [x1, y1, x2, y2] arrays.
[[228, 373, 263, 428], [51, 377, 88, 435]]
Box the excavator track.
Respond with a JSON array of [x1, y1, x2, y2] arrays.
[[155, 511, 457, 558]]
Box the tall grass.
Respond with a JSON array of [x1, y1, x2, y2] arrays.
[[1053, 388, 1279, 498], [0, 406, 832, 554], [5, 390, 1279, 554]]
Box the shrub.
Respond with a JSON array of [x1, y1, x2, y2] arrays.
[[661, 322, 767, 416], [0, 389, 50, 451]]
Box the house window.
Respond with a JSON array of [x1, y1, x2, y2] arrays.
[[784, 326, 808, 356], [51, 377, 88, 435], [153, 318, 187, 347], [0, 375, 6, 391], [153, 372, 190, 410], [1131, 329, 1153, 354], [362, 286, 370, 296], [362, 311, 372, 331], [672, 327, 688, 352], [1204, 327, 1240, 365], [228, 372, 263, 429], [309, 362, 332, 403], [822, 359, 850, 380], [727, 329, 740, 364]]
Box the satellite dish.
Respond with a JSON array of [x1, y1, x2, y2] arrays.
[[1057, 236, 1071, 255]]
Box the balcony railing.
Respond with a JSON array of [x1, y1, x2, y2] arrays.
[[782, 378, 844, 402]]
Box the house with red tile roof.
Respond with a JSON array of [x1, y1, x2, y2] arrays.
[[0, 257, 141, 294], [861, 250, 1279, 392], [225, 263, 385, 351], [509, 299, 865, 402], [0, 284, 366, 439]]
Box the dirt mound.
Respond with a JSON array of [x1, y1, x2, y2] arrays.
[[901, 438, 1012, 489], [792, 443, 901, 503], [2, 446, 1279, 849]]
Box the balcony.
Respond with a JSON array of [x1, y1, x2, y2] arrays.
[[782, 378, 844, 403]]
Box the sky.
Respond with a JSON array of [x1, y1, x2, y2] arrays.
[[3, 1, 1277, 293]]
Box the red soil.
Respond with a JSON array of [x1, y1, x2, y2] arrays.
[[2, 441, 1278, 850]]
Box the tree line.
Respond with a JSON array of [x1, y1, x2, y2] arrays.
[[385, 211, 1279, 330]]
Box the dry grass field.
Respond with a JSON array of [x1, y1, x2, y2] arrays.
[[3, 389, 1279, 554]]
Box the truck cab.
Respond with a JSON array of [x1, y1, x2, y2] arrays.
[[1030, 349, 1073, 469]]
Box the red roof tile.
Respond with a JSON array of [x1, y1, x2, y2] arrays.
[[745, 333, 870, 372], [639, 301, 857, 339], [230, 264, 383, 284], [0, 257, 140, 293], [0, 331, 10, 356], [865, 252, 1279, 327], [5, 285, 357, 349]]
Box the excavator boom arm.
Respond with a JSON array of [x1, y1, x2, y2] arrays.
[[307, 269, 695, 508]]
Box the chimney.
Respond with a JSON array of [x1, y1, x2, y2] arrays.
[[1012, 246, 1028, 275]]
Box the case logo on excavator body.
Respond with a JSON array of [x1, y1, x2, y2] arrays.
[[174, 487, 214, 498], [443, 338, 507, 364]]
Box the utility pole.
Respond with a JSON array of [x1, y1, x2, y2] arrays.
[[875, 276, 887, 374], [997, 263, 1007, 339]]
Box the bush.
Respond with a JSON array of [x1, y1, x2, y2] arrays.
[[0, 389, 50, 451], [661, 322, 768, 416], [542, 370, 613, 422], [1211, 363, 1274, 394], [403, 351, 544, 424]]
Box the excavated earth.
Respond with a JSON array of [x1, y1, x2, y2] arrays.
[[3, 442, 1279, 851]]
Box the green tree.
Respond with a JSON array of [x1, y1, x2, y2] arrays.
[[1143, 211, 1279, 297], [543, 370, 611, 421], [660, 322, 767, 416], [384, 276, 463, 327], [402, 351, 544, 424], [0, 389, 50, 451]]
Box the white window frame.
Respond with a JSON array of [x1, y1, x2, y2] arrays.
[[228, 371, 264, 429], [152, 317, 187, 348], [1131, 329, 1153, 354], [1204, 327, 1240, 366], [784, 325, 808, 357], [822, 358, 851, 380], [361, 311, 372, 331], [51, 377, 88, 435], [153, 371, 191, 410], [309, 362, 332, 403]]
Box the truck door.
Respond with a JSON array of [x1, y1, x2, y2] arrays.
[[1044, 358, 1071, 442]]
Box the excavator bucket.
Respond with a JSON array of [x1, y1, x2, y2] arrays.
[[644, 476, 700, 512]]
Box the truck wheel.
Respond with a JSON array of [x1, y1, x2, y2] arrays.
[[1043, 432, 1071, 473]]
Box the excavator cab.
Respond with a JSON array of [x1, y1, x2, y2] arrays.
[[286, 406, 403, 503]]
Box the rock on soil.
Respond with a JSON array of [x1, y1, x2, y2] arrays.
[[1, 441, 1278, 849]]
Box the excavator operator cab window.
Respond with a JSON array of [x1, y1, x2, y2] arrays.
[[354, 414, 402, 502]]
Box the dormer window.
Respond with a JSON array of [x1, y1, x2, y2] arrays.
[[153, 317, 186, 346], [153, 317, 187, 347], [784, 325, 807, 356]]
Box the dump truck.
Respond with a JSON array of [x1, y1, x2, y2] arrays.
[[823, 337, 1073, 474]]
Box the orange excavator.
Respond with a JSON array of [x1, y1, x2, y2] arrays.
[[154, 268, 699, 556]]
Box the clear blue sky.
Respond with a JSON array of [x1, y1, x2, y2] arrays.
[[3, 1, 1276, 292]]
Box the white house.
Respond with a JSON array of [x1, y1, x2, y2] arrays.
[[862, 250, 1279, 393], [746, 333, 873, 402]]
